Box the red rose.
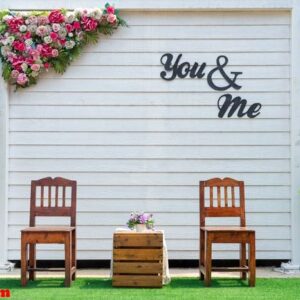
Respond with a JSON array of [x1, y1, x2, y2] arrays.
[[81, 16, 98, 32], [7, 17, 24, 33], [50, 32, 58, 40], [65, 24, 73, 32], [48, 10, 65, 23], [73, 21, 81, 30], [44, 62, 50, 69], [106, 6, 115, 14], [24, 32, 31, 39], [12, 41, 26, 52], [39, 44, 53, 58]]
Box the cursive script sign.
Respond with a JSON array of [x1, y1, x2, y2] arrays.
[[160, 53, 262, 118]]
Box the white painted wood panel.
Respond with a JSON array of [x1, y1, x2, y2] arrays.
[[7, 10, 291, 260]]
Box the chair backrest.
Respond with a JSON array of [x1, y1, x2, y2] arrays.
[[30, 177, 77, 227], [199, 177, 245, 227]]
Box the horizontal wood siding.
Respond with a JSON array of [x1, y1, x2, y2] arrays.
[[8, 11, 291, 260]]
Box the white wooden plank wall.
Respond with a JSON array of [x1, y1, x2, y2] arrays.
[[7, 11, 291, 260]]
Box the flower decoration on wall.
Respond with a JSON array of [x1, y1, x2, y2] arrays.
[[0, 3, 126, 88]]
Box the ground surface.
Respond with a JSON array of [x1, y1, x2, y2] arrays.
[[1, 277, 300, 300]]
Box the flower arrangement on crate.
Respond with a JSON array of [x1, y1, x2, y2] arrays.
[[0, 3, 126, 89], [127, 212, 154, 232]]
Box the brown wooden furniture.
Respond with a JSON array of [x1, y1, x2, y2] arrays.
[[112, 231, 163, 287], [21, 177, 77, 287], [199, 177, 256, 287]]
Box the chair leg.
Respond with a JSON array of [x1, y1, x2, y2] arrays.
[[204, 233, 212, 287], [248, 233, 256, 287], [72, 230, 76, 281], [21, 235, 28, 287], [64, 232, 72, 287], [240, 243, 247, 280], [29, 244, 36, 281], [199, 229, 204, 280]]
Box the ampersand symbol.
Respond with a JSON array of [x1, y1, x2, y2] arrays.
[[207, 55, 243, 91]]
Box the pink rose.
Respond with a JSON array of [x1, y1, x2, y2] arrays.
[[65, 24, 73, 32], [38, 16, 49, 25], [12, 41, 26, 52], [30, 49, 40, 60], [81, 16, 98, 32], [44, 62, 50, 69], [48, 10, 65, 23], [51, 49, 59, 57], [31, 64, 40, 72], [73, 21, 81, 30], [17, 73, 28, 85], [50, 32, 58, 40], [106, 6, 115, 14], [107, 14, 117, 24], [11, 70, 19, 79]]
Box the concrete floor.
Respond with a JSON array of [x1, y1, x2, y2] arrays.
[[1, 267, 300, 278]]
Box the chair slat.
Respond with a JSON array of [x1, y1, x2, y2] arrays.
[[217, 186, 221, 207], [231, 186, 235, 207], [55, 186, 59, 207], [62, 186, 66, 207], [224, 186, 228, 207], [209, 186, 213, 207], [41, 186, 44, 208], [48, 186, 51, 207]]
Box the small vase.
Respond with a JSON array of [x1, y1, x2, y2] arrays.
[[136, 224, 147, 232]]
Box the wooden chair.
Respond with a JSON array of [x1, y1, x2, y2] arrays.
[[21, 177, 77, 287], [199, 177, 255, 287]]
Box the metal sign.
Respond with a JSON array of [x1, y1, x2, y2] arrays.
[[160, 53, 262, 118]]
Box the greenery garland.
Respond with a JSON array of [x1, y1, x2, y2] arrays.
[[0, 3, 126, 89]]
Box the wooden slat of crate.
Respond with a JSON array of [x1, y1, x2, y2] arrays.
[[113, 249, 163, 261], [113, 262, 163, 274], [112, 275, 163, 287], [114, 233, 163, 248]]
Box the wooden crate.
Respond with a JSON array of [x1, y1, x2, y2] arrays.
[[112, 232, 163, 287]]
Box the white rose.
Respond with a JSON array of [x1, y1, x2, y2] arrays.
[[65, 40, 75, 49], [0, 46, 11, 57], [31, 71, 39, 77], [58, 28, 67, 38], [3, 15, 12, 21], [68, 32, 73, 37], [19, 25, 27, 32], [28, 24, 37, 33], [25, 39, 33, 46], [44, 36, 52, 44], [21, 63, 28, 72], [66, 13, 75, 23], [91, 8, 103, 20], [52, 23, 61, 32], [7, 36, 15, 45]]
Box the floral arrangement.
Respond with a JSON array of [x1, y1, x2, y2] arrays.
[[0, 3, 126, 88], [127, 212, 154, 230]]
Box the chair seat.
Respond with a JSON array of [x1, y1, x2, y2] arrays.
[[200, 226, 254, 232], [22, 226, 75, 233]]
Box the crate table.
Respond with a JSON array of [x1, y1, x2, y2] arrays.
[[112, 231, 163, 287]]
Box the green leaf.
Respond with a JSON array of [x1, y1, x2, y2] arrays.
[[2, 62, 11, 81], [0, 24, 7, 33], [0, 10, 9, 21], [51, 52, 70, 74], [83, 31, 100, 44], [105, 3, 110, 8], [98, 24, 115, 35]]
